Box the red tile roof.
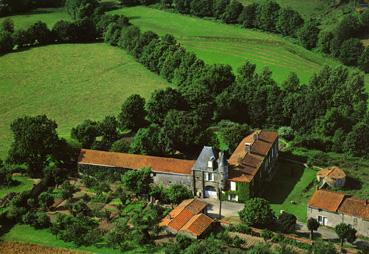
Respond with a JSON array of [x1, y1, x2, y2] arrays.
[[78, 149, 195, 175], [160, 198, 213, 238], [228, 130, 278, 183], [338, 197, 369, 221], [317, 166, 346, 180], [180, 213, 214, 237], [308, 190, 345, 212]]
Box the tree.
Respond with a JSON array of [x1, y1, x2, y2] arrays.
[[307, 217, 320, 240], [0, 31, 13, 54], [277, 212, 296, 233], [359, 47, 369, 73], [27, 21, 53, 45], [118, 25, 140, 53], [60, 181, 79, 200], [165, 184, 192, 205], [106, 217, 132, 250], [7, 115, 60, 178], [22, 211, 51, 229], [276, 8, 304, 36], [39, 191, 54, 210], [298, 19, 320, 50], [160, 47, 186, 81], [190, 0, 213, 17], [335, 223, 357, 247], [239, 198, 275, 228], [52, 20, 77, 42], [71, 120, 100, 148], [256, 1, 281, 32], [339, 38, 364, 66], [213, 0, 229, 19], [13, 29, 31, 48], [216, 120, 250, 153], [146, 88, 187, 124], [133, 30, 158, 58], [65, 0, 99, 19], [73, 17, 97, 42], [174, 0, 192, 14], [238, 3, 258, 28], [1, 18, 14, 33], [318, 31, 334, 54], [310, 240, 337, 254], [0, 160, 13, 186], [95, 116, 119, 150], [222, 0, 243, 24], [335, 14, 361, 41], [121, 168, 152, 196], [345, 120, 369, 156], [110, 139, 131, 153]]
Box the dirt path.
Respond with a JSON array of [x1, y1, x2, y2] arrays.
[[0, 242, 89, 254]]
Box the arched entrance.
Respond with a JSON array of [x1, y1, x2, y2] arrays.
[[204, 186, 217, 199]]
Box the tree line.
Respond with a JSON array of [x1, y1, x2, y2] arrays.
[[0, 0, 65, 17]]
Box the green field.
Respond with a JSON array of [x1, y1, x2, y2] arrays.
[[0, 176, 34, 198], [0, 43, 168, 159], [263, 162, 316, 222], [110, 6, 343, 84], [0, 8, 70, 29]]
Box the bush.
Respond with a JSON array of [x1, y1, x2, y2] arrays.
[[239, 198, 275, 228], [298, 20, 320, 50], [277, 212, 297, 233], [339, 38, 364, 66], [0, 31, 13, 54], [261, 229, 274, 240], [22, 211, 51, 229]]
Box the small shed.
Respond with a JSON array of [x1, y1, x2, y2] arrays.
[[317, 166, 346, 188]]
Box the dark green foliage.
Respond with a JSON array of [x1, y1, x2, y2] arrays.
[[22, 211, 51, 229], [335, 223, 357, 247], [256, 1, 281, 32], [130, 124, 170, 156], [276, 8, 303, 36], [0, 31, 13, 54], [27, 21, 54, 45], [118, 25, 140, 53], [133, 30, 158, 58], [71, 119, 100, 148], [174, 0, 192, 14], [146, 87, 187, 124], [39, 191, 54, 210], [213, 0, 229, 19], [165, 184, 192, 204], [345, 119, 369, 156], [261, 229, 274, 240], [121, 168, 152, 196], [12, 29, 31, 48], [238, 3, 258, 28], [359, 47, 369, 73], [118, 94, 147, 131], [339, 38, 364, 66], [0, 160, 13, 186], [60, 181, 79, 200], [69, 200, 92, 216], [51, 214, 102, 246], [53, 20, 78, 42], [183, 236, 224, 254], [298, 19, 320, 49], [222, 0, 243, 24], [216, 120, 250, 153], [335, 14, 361, 41], [307, 217, 319, 240], [7, 115, 60, 178], [239, 197, 275, 228], [318, 31, 334, 54], [248, 243, 274, 254], [110, 138, 131, 153], [190, 0, 213, 17], [277, 212, 296, 233], [309, 240, 337, 254], [0, 0, 32, 16], [93, 116, 119, 151], [65, 0, 99, 19], [1, 18, 14, 33], [160, 47, 185, 81]]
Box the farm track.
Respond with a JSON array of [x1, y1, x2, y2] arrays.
[[0, 242, 89, 254]]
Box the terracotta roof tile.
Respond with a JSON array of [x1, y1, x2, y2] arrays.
[[338, 197, 369, 221], [180, 213, 214, 237], [78, 149, 195, 175], [308, 190, 345, 212], [317, 166, 346, 180]]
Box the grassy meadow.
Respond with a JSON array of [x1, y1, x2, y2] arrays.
[[0, 8, 70, 29], [0, 176, 34, 198], [0, 43, 168, 159], [111, 6, 342, 84]]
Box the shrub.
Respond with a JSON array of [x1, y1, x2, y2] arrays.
[[261, 229, 274, 240], [22, 211, 51, 229]]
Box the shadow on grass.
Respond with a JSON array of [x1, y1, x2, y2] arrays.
[[342, 176, 362, 191], [261, 162, 305, 204]]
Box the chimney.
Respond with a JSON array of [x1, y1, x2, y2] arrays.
[[245, 142, 252, 153]]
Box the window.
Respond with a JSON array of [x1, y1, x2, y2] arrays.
[[230, 181, 237, 191], [318, 216, 323, 223], [207, 160, 213, 168], [229, 194, 238, 202], [204, 172, 214, 181], [354, 218, 358, 225]]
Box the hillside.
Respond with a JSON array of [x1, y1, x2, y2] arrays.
[[0, 43, 168, 159], [110, 6, 343, 84]]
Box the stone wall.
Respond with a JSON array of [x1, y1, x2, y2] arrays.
[[153, 172, 193, 189]]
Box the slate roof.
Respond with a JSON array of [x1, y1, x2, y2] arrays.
[[308, 190, 346, 212], [228, 130, 278, 183], [160, 198, 213, 238], [192, 146, 216, 171], [78, 149, 195, 175]]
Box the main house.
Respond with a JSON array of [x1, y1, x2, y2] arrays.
[[78, 130, 279, 202], [307, 189, 369, 236]]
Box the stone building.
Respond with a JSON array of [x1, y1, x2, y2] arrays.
[[307, 189, 369, 236], [317, 166, 346, 188], [77, 130, 279, 202]]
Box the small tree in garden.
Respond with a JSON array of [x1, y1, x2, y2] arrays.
[[239, 198, 275, 228], [39, 191, 54, 211], [335, 223, 357, 247], [60, 181, 79, 200], [277, 212, 297, 233], [165, 184, 192, 205], [121, 168, 152, 196], [307, 217, 320, 240]]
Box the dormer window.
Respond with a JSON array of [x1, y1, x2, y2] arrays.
[[208, 156, 215, 169]]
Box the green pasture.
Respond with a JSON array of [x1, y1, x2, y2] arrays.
[[111, 6, 341, 84], [0, 176, 34, 198], [0, 43, 168, 159], [0, 8, 70, 29], [262, 162, 316, 222]]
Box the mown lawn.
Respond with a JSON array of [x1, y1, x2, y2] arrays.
[[0, 8, 70, 29], [0, 43, 168, 159], [263, 162, 316, 222], [0, 176, 34, 198], [111, 6, 342, 84]]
